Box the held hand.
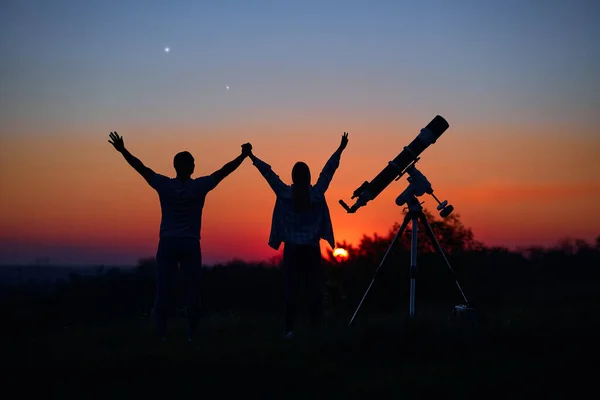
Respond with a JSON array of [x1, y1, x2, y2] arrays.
[[339, 132, 349, 152], [108, 131, 125, 153], [241, 142, 252, 157]]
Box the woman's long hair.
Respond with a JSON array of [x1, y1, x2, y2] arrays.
[[291, 162, 311, 212]]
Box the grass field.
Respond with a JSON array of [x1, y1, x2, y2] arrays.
[[5, 304, 597, 398]]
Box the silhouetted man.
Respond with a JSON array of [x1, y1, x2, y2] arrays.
[[247, 133, 349, 338], [108, 131, 251, 341]]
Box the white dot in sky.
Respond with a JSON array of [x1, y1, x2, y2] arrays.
[[226, 86, 229, 90], [164, 47, 170, 53]]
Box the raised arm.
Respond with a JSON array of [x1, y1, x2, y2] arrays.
[[314, 132, 349, 194], [209, 143, 251, 187], [248, 149, 288, 197], [108, 131, 155, 183]]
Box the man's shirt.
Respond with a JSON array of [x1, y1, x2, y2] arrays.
[[148, 174, 217, 240]]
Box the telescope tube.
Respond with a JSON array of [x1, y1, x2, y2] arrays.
[[339, 115, 449, 213]]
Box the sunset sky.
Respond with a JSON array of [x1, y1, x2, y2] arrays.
[[1, 0, 599, 266]]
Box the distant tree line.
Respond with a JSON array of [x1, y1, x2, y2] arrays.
[[2, 210, 599, 339]]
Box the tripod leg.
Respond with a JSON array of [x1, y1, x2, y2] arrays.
[[417, 213, 470, 305], [409, 214, 418, 317], [348, 212, 411, 327]]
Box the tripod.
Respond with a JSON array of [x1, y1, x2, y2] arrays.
[[348, 168, 471, 327]]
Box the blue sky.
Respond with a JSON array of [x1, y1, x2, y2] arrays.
[[1, 0, 598, 133]]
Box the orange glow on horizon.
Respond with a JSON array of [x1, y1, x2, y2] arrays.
[[1, 120, 599, 265], [333, 248, 349, 260]]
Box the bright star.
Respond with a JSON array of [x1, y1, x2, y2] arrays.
[[226, 86, 229, 90], [164, 47, 170, 53]]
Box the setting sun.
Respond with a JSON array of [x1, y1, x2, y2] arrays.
[[332, 248, 349, 259]]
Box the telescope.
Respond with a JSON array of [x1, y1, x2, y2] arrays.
[[339, 115, 449, 213], [342, 115, 475, 325]]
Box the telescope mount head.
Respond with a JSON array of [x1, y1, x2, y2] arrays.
[[395, 164, 454, 218]]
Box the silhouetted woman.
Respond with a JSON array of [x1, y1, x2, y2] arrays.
[[248, 133, 349, 338]]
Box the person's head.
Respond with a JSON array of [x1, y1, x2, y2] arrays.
[[292, 161, 311, 186], [174, 151, 195, 178], [291, 162, 311, 212]]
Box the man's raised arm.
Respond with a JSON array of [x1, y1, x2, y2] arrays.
[[108, 131, 155, 183], [209, 143, 252, 187]]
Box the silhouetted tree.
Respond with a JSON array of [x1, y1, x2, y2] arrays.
[[136, 257, 156, 276]]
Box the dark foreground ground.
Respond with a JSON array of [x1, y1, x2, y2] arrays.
[[3, 304, 598, 398]]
